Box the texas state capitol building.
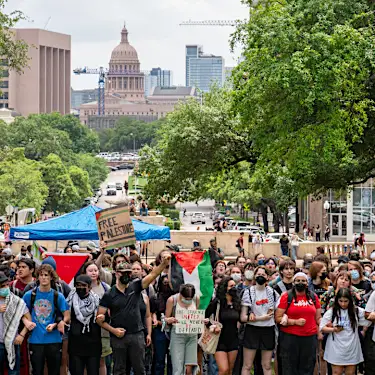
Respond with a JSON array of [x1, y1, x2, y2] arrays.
[[79, 25, 197, 130], [301, 180, 375, 242]]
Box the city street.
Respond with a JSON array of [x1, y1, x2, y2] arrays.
[[176, 201, 215, 230], [96, 169, 133, 209]]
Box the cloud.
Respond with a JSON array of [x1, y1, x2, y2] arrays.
[[6, 0, 248, 89]]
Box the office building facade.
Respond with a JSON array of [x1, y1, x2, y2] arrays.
[[185, 45, 224, 92], [71, 89, 98, 110], [4, 29, 71, 116]]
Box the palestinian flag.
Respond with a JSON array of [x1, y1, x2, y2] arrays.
[[170, 251, 214, 310], [45, 253, 89, 286]]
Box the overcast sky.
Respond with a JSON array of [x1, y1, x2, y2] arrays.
[[6, 0, 249, 90]]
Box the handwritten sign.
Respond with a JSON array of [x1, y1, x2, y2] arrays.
[[175, 308, 205, 334], [95, 205, 136, 250]]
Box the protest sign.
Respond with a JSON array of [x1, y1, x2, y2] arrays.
[[96, 205, 136, 250], [175, 308, 205, 334]]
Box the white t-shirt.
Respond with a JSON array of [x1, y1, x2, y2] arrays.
[[241, 286, 279, 327], [320, 308, 370, 365]]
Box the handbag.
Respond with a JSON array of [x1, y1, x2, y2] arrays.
[[198, 301, 222, 354]]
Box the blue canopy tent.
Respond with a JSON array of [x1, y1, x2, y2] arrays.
[[10, 205, 171, 241]]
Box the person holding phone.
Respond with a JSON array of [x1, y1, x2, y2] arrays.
[[320, 288, 370, 375], [96, 252, 171, 375], [240, 266, 279, 375]]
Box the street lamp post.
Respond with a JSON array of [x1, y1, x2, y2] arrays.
[[129, 133, 136, 153]]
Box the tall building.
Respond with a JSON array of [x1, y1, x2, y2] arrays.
[[71, 89, 98, 109], [144, 68, 172, 97], [185, 45, 224, 92], [80, 25, 197, 127], [4, 29, 71, 116]]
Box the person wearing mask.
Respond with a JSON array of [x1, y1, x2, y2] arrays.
[[97, 253, 171, 375], [273, 259, 296, 295], [208, 239, 224, 269], [14, 247, 31, 261], [276, 272, 321, 375], [243, 263, 255, 287], [214, 261, 227, 278], [67, 275, 101, 375], [205, 277, 240, 375], [151, 275, 173, 375], [279, 234, 290, 257], [165, 284, 200, 375], [308, 261, 330, 299], [236, 233, 245, 257], [23, 264, 70, 375], [290, 233, 300, 261], [320, 271, 362, 314], [320, 288, 370, 375], [10, 259, 35, 294], [230, 267, 244, 291], [264, 258, 277, 273], [241, 266, 279, 375], [235, 256, 247, 272], [0, 271, 32, 375], [348, 260, 371, 295], [82, 261, 111, 375], [364, 263, 373, 278], [254, 253, 266, 266], [96, 250, 128, 287]]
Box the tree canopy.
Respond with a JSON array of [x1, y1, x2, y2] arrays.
[[140, 0, 375, 219], [98, 117, 164, 152]]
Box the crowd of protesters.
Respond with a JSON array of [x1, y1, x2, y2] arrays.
[[0, 240, 375, 375]]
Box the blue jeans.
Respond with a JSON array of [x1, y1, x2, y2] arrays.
[[0, 342, 20, 375], [140, 208, 148, 216], [208, 354, 218, 375], [153, 327, 172, 375]]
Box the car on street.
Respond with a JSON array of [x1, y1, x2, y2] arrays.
[[191, 212, 206, 224], [264, 233, 309, 243], [115, 182, 123, 190], [94, 188, 102, 198], [106, 184, 117, 196]]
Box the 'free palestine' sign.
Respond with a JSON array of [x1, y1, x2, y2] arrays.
[[95, 205, 136, 250]]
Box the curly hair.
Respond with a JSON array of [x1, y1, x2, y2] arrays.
[[215, 276, 241, 311], [36, 264, 58, 289]]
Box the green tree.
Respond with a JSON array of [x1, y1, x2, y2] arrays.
[[68, 165, 92, 202], [99, 117, 164, 152], [0, 148, 47, 213], [40, 154, 80, 213], [140, 89, 254, 201], [75, 153, 109, 189], [231, 0, 375, 195], [0, 1, 29, 76]]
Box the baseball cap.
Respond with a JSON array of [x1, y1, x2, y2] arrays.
[[72, 245, 80, 252], [338, 255, 349, 264], [42, 256, 57, 271], [116, 262, 132, 272], [75, 274, 92, 286], [1, 249, 12, 256], [87, 241, 98, 252]]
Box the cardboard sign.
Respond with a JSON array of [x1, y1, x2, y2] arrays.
[[95, 205, 136, 250], [175, 308, 205, 334]]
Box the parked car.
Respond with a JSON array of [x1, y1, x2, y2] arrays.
[[94, 188, 102, 198], [106, 184, 117, 196], [115, 182, 123, 190], [191, 212, 206, 225]]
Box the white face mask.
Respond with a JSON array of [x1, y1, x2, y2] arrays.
[[244, 270, 254, 281], [231, 273, 242, 283]]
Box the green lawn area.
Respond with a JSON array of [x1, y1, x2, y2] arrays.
[[128, 176, 147, 194]]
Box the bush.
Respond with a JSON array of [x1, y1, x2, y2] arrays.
[[165, 218, 181, 230]]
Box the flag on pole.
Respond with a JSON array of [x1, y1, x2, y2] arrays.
[[170, 251, 214, 310], [31, 241, 44, 265], [44, 253, 89, 286]]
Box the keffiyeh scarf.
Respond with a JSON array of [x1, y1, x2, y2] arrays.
[[67, 289, 99, 333]]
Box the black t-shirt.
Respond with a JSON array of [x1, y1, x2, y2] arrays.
[[68, 309, 101, 357], [273, 280, 293, 296], [354, 279, 371, 295], [100, 279, 144, 334], [312, 283, 328, 298]]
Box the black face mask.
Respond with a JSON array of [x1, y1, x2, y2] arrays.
[[295, 283, 307, 292], [320, 272, 327, 280], [227, 287, 238, 297], [255, 276, 267, 285], [120, 273, 130, 285], [76, 288, 88, 299]]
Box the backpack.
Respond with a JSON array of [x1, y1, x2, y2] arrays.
[[30, 287, 61, 323], [285, 289, 317, 314], [277, 281, 287, 294]]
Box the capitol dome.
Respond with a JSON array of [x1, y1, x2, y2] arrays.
[[110, 25, 139, 64]]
